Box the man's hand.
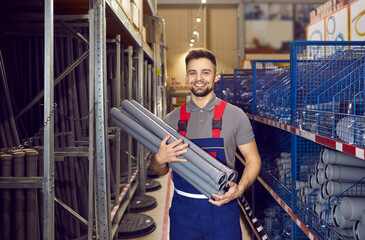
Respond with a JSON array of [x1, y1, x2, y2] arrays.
[[208, 181, 244, 206], [152, 135, 189, 175]]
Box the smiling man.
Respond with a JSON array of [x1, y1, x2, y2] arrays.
[[152, 48, 261, 240]]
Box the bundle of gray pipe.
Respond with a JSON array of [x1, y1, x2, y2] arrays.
[[110, 99, 238, 198]]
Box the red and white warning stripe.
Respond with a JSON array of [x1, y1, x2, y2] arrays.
[[257, 176, 318, 240], [110, 169, 139, 221], [248, 115, 365, 160]]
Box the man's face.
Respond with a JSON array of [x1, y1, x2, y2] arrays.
[[185, 58, 219, 97]]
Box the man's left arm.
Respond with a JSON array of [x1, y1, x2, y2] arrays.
[[209, 141, 261, 206]]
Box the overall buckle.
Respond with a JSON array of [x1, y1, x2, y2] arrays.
[[212, 118, 222, 130]]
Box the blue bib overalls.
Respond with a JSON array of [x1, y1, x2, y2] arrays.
[[169, 101, 242, 240]]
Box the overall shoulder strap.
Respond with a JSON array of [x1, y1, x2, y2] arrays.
[[178, 103, 191, 136], [212, 100, 227, 138]]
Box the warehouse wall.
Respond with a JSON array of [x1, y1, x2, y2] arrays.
[[157, 5, 237, 85]]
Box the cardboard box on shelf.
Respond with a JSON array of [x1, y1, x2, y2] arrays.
[[117, 0, 131, 18]]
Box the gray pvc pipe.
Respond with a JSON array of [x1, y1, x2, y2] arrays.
[[340, 197, 365, 221], [322, 149, 365, 168], [128, 99, 237, 181], [316, 159, 325, 170], [1, 154, 12, 240], [111, 112, 225, 193], [111, 108, 226, 186], [295, 180, 307, 190], [309, 174, 321, 189], [316, 169, 326, 185], [13, 151, 26, 240], [317, 190, 328, 204], [336, 228, 355, 238], [113, 104, 227, 185], [326, 181, 365, 197], [354, 219, 365, 240], [25, 150, 38, 240], [363, 210, 365, 226], [332, 203, 356, 229], [325, 165, 365, 182]]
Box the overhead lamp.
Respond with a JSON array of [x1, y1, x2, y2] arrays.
[[201, 0, 207, 3], [196, 15, 201, 23], [191, 38, 195, 43], [189, 43, 193, 47], [193, 29, 198, 35]]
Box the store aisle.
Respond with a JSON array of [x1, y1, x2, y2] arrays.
[[128, 171, 252, 240]]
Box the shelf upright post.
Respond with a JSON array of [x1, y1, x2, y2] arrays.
[[137, 46, 146, 194], [93, 0, 111, 239], [148, 64, 152, 111], [88, 2, 95, 239], [127, 45, 133, 199], [290, 41, 298, 240], [252, 60, 257, 116], [43, 0, 55, 239], [114, 34, 121, 204]]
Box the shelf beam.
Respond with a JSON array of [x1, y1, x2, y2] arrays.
[[248, 114, 365, 160]]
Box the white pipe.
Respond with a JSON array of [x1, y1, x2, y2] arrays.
[[326, 181, 365, 197], [309, 174, 321, 189], [317, 190, 328, 204], [325, 165, 365, 182], [280, 152, 291, 158], [332, 203, 356, 229], [314, 203, 326, 215], [340, 197, 365, 221], [316, 159, 325, 170], [321, 184, 330, 200], [295, 181, 308, 190], [335, 228, 354, 238], [322, 149, 365, 168], [354, 219, 365, 240], [317, 169, 326, 185]]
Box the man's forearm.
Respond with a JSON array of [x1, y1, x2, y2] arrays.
[[151, 155, 169, 176]]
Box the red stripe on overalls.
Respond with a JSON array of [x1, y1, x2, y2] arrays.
[[179, 100, 227, 139], [178, 103, 190, 136]]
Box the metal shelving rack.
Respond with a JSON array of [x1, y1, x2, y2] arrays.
[[0, 0, 166, 239], [216, 42, 365, 239]]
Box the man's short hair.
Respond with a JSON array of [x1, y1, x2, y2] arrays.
[[185, 48, 216, 71]]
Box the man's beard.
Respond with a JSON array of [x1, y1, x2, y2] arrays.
[[190, 85, 214, 97]]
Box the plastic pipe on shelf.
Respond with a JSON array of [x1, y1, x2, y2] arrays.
[[354, 219, 365, 240], [295, 180, 308, 190], [332, 203, 356, 229], [322, 149, 365, 168], [110, 114, 225, 196], [127, 99, 237, 181], [110, 107, 226, 186], [316, 159, 325, 170], [325, 181, 365, 197], [325, 165, 365, 182], [317, 169, 327, 185], [340, 197, 365, 221], [335, 228, 354, 238], [317, 190, 328, 204], [309, 174, 321, 189]]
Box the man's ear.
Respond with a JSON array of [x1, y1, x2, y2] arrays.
[[214, 73, 220, 83]]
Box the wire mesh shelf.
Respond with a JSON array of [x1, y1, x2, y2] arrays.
[[292, 41, 365, 148], [214, 69, 252, 113], [252, 60, 291, 124]]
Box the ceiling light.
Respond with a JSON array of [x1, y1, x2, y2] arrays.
[[202, 0, 207, 3], [191, 38, 195, 43], [193, 29, 198, 35], [196, 15, 201, 23], [189, 43, 193, 47]]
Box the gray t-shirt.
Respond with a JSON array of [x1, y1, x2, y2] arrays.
[[164, 95, 255, 168]]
